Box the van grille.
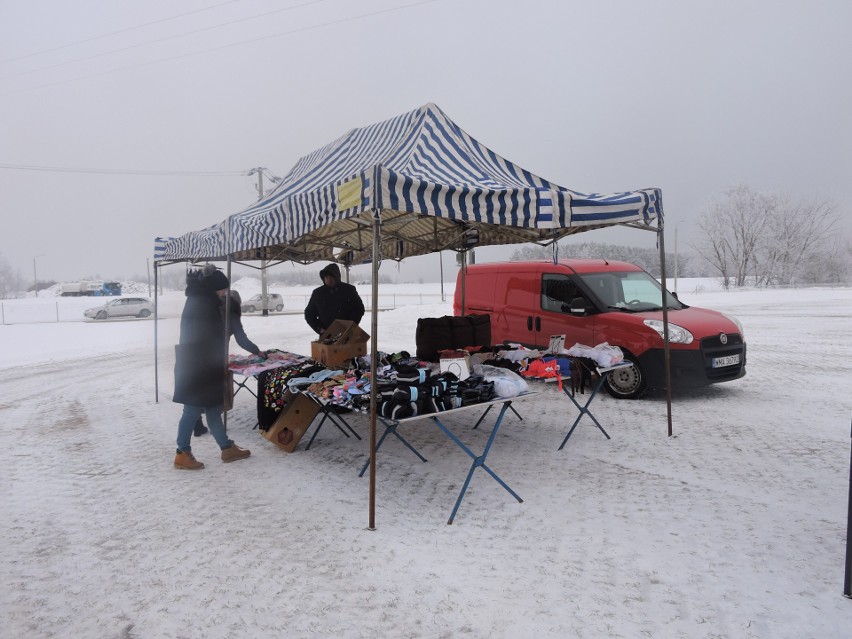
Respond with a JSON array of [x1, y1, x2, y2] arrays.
[[701, 334, 746, 380]]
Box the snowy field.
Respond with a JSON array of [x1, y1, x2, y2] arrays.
[[1, 280, 851, 638]]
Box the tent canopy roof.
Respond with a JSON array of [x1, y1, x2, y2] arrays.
[[155, 103, 662, 265]]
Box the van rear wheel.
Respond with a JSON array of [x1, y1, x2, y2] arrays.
[[603, 354, 646, 399]]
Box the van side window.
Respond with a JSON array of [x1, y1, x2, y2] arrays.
[[541, 274, 581, 313], [584, 274, 623, 307]]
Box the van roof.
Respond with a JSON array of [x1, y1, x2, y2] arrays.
[[465, 259, 644, 274]]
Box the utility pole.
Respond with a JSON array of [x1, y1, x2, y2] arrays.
[[674, 225, 679, 294], [33, 254, 44, 294], [247, 168, 270, 316]]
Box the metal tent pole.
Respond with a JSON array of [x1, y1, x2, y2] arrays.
[[460, 250, 467, 315], [658, 220, 673, 437], [439, 251, 444, 302], [368, 214, 380, 531], [224, 256, 232, 431], [844, 414, 852, 598], [154, 262, 159, 403]]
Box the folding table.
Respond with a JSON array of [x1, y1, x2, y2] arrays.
[[227, 351, 312, 430], [558, 361, 633, 450], [225, 372, 260, 430], [303, 395, 361, 450], [232, 373, 258, 400], [360, 392, 538, 524]]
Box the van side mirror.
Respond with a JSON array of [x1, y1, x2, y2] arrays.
[[569, 296, 587, 315]]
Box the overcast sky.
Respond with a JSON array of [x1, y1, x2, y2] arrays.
[[1, 0, 850, 283]]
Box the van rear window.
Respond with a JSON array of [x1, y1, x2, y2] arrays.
[[541, 274, 583, 313]]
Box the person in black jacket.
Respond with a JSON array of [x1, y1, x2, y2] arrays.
[[193, 289, 265, 436], [304, 263, 365, 334], [173, 267, 251, 470]]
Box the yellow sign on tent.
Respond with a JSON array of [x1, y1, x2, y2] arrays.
[[337, 176, 362, 211]]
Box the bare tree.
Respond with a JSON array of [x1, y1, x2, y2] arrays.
[[758, 196, 840, 285], [696, 186, 850, 287], [694, 211, 733, 289], [0, 256, 14, 299], [695, 185, 775, 288], [797, 235, 851, 284]]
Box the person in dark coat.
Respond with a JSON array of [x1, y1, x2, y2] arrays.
[[193, 289, 264, 436], [173, 267, 251, 470], [303, 263, 365, 334]]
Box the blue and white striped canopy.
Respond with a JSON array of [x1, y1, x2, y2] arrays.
[[155, 103, 662, 263]]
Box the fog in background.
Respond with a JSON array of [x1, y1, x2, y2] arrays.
[[1, 0, 850, 284]]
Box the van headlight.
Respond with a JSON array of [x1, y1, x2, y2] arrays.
[[644, 319, 694, 344], [720, 312, 744, 335]]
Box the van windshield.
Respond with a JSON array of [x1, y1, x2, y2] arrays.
[[577, 271, 683, 312]]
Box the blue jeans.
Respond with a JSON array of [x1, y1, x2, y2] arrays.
[[176, 405, 232, 453]]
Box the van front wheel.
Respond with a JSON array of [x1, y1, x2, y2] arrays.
[[603, 354, 646, 399]]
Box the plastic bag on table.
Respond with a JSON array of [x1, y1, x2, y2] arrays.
[[473, 364, 529, 398], [565, 342, 624, 368]]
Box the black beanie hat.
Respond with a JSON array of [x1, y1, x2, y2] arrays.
[[204, 269, 230, 292]]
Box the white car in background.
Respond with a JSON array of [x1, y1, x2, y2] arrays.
[[84, 297, 154, 320], [241, 293, 284, 313]]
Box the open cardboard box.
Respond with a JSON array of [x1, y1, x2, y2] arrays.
[[260, 390, 321, 453], [311, 319, 370, 367]]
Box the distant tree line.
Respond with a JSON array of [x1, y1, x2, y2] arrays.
[[510, 242, 699, 278], [693, 185, 850, 288], [507, 185, 851, 289], [147, 262, 393, 291], [0, 257, 54, 298], [0, 256, 20, 298]]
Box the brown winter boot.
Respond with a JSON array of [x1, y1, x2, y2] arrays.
[[174, 450, 204, 470], [221, 443, 251, 463]]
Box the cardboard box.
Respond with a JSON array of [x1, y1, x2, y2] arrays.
[[548, 334, 566, 355], [311, 320, 370, 367], [439, 350, 471, 380], [260, 390, 321, 453]]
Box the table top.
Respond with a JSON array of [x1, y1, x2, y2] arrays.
[[380, 391, 541, 425], [228, 351, 309, 376]]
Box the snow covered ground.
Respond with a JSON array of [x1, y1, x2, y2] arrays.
[[1, 280, 851, 638]]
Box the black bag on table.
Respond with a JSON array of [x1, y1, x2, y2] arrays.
[[415, 314, 491, 362]]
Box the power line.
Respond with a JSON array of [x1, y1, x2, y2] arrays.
[[2, 0, 328, 80], [0, 163, 246, 177], [0, 0, 248, 64], [1, 0, 437, 97]]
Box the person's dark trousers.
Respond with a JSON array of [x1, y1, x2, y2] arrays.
[[193, 418, 208, 436]]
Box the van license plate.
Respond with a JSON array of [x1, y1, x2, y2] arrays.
[[712, 354, 740, 368]]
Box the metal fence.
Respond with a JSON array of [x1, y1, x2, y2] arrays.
[[1, 292, 453, 325]]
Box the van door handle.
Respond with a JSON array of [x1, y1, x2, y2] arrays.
[[535, 316, 541, 332], [527, 316, 532, 331]]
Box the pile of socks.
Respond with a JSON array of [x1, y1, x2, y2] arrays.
[[378, 365, 461, 419]]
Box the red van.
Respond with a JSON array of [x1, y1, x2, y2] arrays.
[[453, 259, 746, 399]]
